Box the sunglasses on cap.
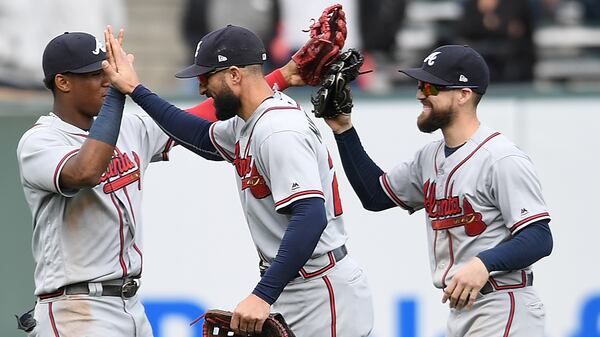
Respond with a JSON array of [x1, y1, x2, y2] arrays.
[[417, 82, 479, 97]]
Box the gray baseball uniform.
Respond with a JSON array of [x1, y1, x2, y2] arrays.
[[17, 111, 173, 337], [381, 125, 549, 336], [209, 91, 373, 337]]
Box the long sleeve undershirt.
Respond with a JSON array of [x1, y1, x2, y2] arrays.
[[334, 126, 553, 272]]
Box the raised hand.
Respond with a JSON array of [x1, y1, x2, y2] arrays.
[[102, 25, 140, 95]]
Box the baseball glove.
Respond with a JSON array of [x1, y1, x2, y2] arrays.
[[292, 4, 347, 86], [311, 49, 364, 118], [192, 309, 296, 337]]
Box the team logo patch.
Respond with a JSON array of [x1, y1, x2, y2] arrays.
[[234, 142, 271, 199], [92, 37, 106, 55], [291, 182, 300, 191], [100, 151, 141, 193], [521, 208, 529, 216], [423, 180, 487, 236], [459, 74, 468, 82]]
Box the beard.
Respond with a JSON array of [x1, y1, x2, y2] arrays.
[[417, 103, 455, 133], [213, 84, 241, 121]]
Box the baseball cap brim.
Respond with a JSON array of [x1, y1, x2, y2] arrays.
[[68, 60, 104, 74], [399, 68, 452, 86], [175, 64, 215, 79]]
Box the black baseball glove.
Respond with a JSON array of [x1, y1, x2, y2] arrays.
[[311, 49, 364, 119]]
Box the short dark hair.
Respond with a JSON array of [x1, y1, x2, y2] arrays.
[[472, 92, 482, 107], [43, 75, 56, 93]]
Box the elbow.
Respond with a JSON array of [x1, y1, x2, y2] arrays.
[[63, 166, 104, 188]]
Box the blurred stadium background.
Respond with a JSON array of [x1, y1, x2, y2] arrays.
[[1, 1, 599, 337]]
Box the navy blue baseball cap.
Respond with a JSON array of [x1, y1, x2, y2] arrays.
[[175, 25, 267, 78], [42, 32, 107, 81], [400, 45, 490, 94]]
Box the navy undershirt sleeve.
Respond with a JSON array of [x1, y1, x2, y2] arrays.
[[477, 219, 553, 272], [130, 85, 222, 161], [334, 127, 395, 211], [88, 88, 125, 145], [253, 197, 327, 304]]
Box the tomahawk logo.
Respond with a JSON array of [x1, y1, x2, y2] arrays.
[[92, 37, 106, 55], [423, 52, 442, 66]]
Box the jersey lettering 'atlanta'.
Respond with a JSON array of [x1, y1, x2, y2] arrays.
[[380, 125, 550, 288], [209, 91, 346, 272], [17, 112, 173, 295]]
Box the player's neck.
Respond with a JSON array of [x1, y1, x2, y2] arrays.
[[238, 79, 274, 121], [53, 103, 94, 130], [442, 114, 480, 148]]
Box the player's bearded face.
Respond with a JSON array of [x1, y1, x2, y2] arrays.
[[417, 98, 455, 133], [213, 81, 241, 121]]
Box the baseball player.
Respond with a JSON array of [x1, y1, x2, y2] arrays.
[[102, 24, 374, 337], [15, 27, 327, 336], [321, 45, 553, 336]]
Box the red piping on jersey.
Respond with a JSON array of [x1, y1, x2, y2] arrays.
[[440, 234, 455, 288], [275, 190, 324, 208], [510, 212, 550, 233], [300, 251, 336, 278], [122, 187, 137, 225], [162, 137, 175, 161], [110, 194, 128, 277], [323, 275, 337, 337], [433, 142, 443, 175], [444, 132, 501, 197], [49, 302, 61, 337], [53, 149, 79, 193], [39, 289, 65, 300], [242, 104, 302, 158], [209, 124, 234, 162], [433, 230, 439, 267], [489, 270, 528, 290], [133, 243, 143, 277], [381, 174, 415, 213], [503, 292, 516, 337]]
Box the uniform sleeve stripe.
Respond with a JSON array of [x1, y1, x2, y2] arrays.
[[274, 190, 324, 208], [510, 212, 550, 233], [380, 173, 415, 213], [209, 124, 234, 162], [53, 149, 79, 195], [161, 137, 175, 161]]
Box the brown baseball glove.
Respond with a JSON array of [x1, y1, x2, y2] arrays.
[[192, 309, 296, 337], [292, 4, 347, 85]]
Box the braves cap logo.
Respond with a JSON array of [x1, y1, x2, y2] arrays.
[[194, 41, 203, 58], [423, 51, 441, 66], [92, 37, 107, 55]]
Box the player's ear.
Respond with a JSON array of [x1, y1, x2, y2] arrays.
[[54, 74, 71, 93], [227, 66, 243, 85], [457, 88, 473, 106]]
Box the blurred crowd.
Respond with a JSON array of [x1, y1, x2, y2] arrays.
[[1, 0, 599, 93]]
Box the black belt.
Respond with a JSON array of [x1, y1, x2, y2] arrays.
[[39, 278, 139, 300], [260, 245, 348, 277], [480, 273, 533, 295]]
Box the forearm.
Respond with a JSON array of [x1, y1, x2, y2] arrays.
[[334, 127, 395, 211], [60, 89, 125, 188], [477, 220, 553, 272], [253, 198, 327, 304], [130, 85, 220, 159]]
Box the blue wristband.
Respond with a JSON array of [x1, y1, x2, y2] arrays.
[[88, 88, 125, 145]]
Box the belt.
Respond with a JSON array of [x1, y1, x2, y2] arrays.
[[260, 245, 348, 278], [38, 278, 140, 300], [480, 272, 533, 295]]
